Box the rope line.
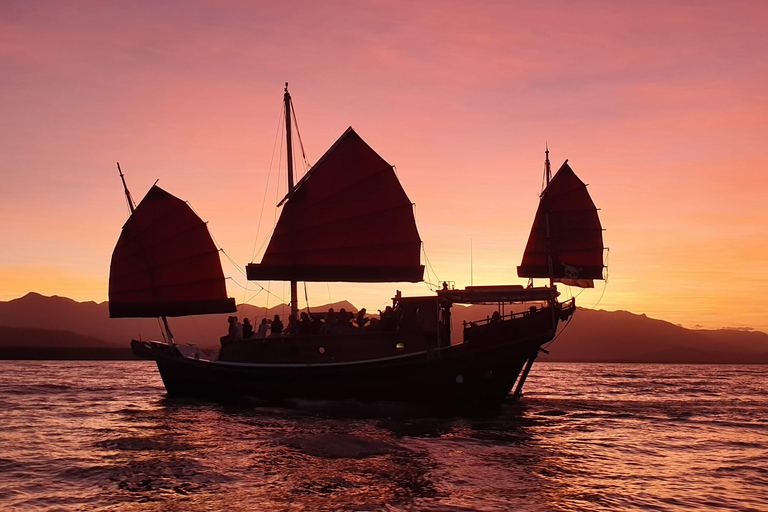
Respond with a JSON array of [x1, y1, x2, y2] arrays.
[[544, 248, 610, 349], [289, 100, 311, 172], [421, 243, 441, 291], [249, 101, 286, 264]]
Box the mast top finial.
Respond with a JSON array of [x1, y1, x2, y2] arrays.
[[285, 82, 289, 92]]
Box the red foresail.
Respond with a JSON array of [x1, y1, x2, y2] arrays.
[[109, 185, 237, 318], [246, 127, 423, 282], [517, 161, 604, 287]]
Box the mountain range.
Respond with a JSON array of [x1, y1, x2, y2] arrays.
[[1, 292, 767, 363]]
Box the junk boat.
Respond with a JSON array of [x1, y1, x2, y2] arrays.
[[110, 85, 605, 408]]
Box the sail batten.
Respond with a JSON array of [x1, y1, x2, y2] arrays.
[[517, 161, 605, 286], [109, 185, 236, 318], [247, 128, 424, 283]]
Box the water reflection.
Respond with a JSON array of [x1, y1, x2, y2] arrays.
[[2, 362, 768, 511]]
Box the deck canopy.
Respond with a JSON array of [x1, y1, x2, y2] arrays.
[[109, 185, 236, 318], [437, 285, 558, 305], [247, 128, 424, 282], [517, 161, 604, 287]]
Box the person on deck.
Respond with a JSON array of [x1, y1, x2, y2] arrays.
[[299, 312, 312, 335], [221, 316, 237, 343], [356, 308, 368, 330], [234, 316, 243, 339], [324, 308, 336, 335], [270, 314, 284, 337], [257, 318, 269, 338], [338, 308, 353, 333], [285, 314, 299, 335], [311, 314, 325, 335], [242, 317, 254, 338]]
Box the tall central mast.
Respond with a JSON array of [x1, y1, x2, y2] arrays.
[[284, 83, 298, 319], [544, 145, 554, 290]]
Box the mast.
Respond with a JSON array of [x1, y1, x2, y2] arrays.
[[284, 83, 298, 319], [117, 162, 135, 214], [544, 147, 554, 289]]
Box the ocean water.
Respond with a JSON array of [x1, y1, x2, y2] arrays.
[[0, 361, 766, 511]]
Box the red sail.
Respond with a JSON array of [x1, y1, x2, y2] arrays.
[[246, 128, 424, 282], [517, 161, 604, 286], [109, 185, 236, 318]]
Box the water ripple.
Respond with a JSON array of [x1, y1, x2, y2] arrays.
[[0, 361, 767, 511]]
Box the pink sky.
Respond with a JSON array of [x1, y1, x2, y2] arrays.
[[1, 1, 767, 331]]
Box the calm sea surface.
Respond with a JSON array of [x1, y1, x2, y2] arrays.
[[0, 361, 766, 511]]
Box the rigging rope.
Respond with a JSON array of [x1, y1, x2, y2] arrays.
[[587, 247, 610, 310], [543, 309, 574, 350], [303, 282, 311, 314], [249, 101, 286, 264], [289, 100, 311, 172], [421, 243, 441, 292], [543, 248, 609, 350], [208, 226, 287, 305], [156, 317, 167, 344]]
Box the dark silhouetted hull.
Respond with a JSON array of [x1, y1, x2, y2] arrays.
[[131, 301, 573, 408], [133, 335, 547, 408]]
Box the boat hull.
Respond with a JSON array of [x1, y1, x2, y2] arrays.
[[132, 334, 550, 409], [131, 303, 572, 408]]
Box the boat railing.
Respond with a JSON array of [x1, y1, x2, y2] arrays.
[[462, 297, 575, 329], [462, 305, 540, 329], [560, 297, 576, 311]]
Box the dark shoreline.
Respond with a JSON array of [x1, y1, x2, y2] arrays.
[[0, 347, 139, 360]]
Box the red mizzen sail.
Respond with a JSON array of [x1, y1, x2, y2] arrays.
[[246, 127, 423, 282], [109, 185, 236, 318], [517, 161, 604, 287]]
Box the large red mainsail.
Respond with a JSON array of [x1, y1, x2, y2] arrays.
[[517, 161, 604, 287], [246, 128, 424, 282], [109, 185, 237, 318]]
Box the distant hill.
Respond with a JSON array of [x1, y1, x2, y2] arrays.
[[538, 308, 768, 364], [443, 304, 768, 364], [1, 292, 768, 363], [0, 326, 134, 360], [0, 292, 355, 350]]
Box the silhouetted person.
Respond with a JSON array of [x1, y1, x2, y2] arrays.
[[356, 308, 368, 330], [221, 316, 238, 343], [257, 318, 268, 338], [271, 314, 284, 337], [242, 317, 254, 338], [311, 314, 325, 335], [299, 312, 312, 335], [285, 314, 299, 335], [338, 308, 353, 333], [491, 311, 501, 323], [325, 308, 337, 334]]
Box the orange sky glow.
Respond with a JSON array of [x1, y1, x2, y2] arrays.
[[1, 1, 767, 331]]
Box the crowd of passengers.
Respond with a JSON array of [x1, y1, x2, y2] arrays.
[[220, 306, 401, 342]]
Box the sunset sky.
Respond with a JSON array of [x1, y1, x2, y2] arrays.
[[2, 1, 767, 331]]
